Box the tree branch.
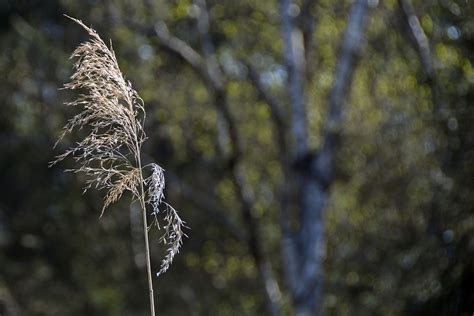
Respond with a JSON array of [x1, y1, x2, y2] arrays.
[[194, 0, 225, 91], [397, 0, 443, 116], [245, 63, 292, 241], [246, 63, 287, 157], [319, 0, 371, 168], [398, 0, 434, 77], [153, 21, 211, 84], [298, 0, 318, 80], [280, 0, 308, 157], [397, 0, 453, 243]]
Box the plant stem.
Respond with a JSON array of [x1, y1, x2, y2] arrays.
[[137, 153, 155, 316]]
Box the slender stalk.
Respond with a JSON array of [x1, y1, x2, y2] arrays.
[[142, 206, 155, 316], [138, 161, 155, 316]]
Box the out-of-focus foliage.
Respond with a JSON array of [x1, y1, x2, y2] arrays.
[[0, 0, 472, 315]]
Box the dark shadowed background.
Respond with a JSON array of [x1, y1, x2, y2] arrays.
[[0, 0, 473, 315]]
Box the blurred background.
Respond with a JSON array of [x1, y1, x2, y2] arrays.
[[0, 0, 473, 315]]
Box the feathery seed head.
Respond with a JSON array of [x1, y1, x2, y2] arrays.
[[52, 16, 185, 276]]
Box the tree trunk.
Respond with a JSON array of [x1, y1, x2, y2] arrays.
[[280, 0, 371, 314]]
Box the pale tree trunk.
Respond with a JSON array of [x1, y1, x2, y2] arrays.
[[279, 0, 371, 314]]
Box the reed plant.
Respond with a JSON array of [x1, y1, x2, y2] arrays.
[[51, 16, 184, 316]]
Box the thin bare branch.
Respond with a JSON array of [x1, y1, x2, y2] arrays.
[[397, 0, 444, 116], [280, 0, 308, 157], [153, 21, 223, 91], [153, 21, 205, 71], [194, 0, 225, 91], [298, 0, 318, 80], [246, 63, 287, 157], [323, 0, 370, 148]]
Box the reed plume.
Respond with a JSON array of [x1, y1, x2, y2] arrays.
[[52, 16, 184, 316]]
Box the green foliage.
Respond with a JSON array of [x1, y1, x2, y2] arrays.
[[0, 0, 473, 315]]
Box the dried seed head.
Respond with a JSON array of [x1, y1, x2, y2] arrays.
[[51, 16, 145, 212], [145, 164, 185, 276], [53, 17, 185, 276], [156, 202, 185, 276], [146, 163, 166, 215]]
